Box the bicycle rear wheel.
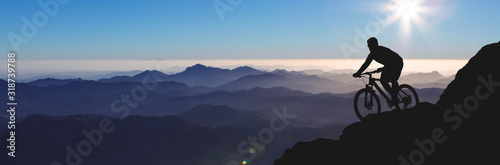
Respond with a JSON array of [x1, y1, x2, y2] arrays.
[[397, 84, 419, 109], [354, 89, 381, 120]]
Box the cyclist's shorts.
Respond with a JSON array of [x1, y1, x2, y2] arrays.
[[381, 62, 403, 81]]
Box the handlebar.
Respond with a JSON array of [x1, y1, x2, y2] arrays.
[[353, 67, 384, 78], [362, 69, 382, 75]]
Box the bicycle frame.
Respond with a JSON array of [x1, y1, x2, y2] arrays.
[[364, 73, 392, 103]]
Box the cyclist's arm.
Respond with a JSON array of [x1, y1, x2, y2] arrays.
[[355, 54, 373, 74]]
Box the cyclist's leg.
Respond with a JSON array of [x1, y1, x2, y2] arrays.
[[391, 63, 403, 100], [390, 64, 403, 108], [381, 67, 400, 106], [390, 80, 399, 100], [380, 71, 396, 102]]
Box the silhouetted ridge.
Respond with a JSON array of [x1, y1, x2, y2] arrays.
[[436, 41, 500, 109], [275, 103, 443, 164], [275, 42, 500, 164]]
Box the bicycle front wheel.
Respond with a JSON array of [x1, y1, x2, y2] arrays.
[[397, 84, 419, 109], [354, 89, 381, 120]]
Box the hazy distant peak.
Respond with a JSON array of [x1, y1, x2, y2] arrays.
[[270, 69, 293, 77], [28, 77, 89, 87], [272, 69, 287, 72], [133, 70, 167, 78], [185, 64, 211, 71], [192, 63, 207, 68], [36, 77, 82, 81], [138, 70, 164, 74], [233, 66, 260, 72]]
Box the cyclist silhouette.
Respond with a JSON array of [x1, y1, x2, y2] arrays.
[[353, 37, 404, 107]]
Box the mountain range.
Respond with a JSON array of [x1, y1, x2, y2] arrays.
[[22, 62, 450, 94], [97, 64, 265, 87]]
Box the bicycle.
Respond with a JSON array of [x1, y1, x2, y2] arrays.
[[353, 68, 419, 120]]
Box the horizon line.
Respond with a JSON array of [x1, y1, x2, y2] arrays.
[[2, 58, 470, 61], [0, 59, 469, 79]]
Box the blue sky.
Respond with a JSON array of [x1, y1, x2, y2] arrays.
[[1, 0, 499, 60]]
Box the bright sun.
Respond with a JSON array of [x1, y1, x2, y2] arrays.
[[385, 0, 425, 37], [380, 0, 454, 40], [394, 0, 421, 19]]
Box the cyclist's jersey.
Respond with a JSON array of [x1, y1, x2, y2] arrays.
[[369, 46, 403, 67]]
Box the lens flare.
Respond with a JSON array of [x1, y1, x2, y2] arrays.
[[249, 148, 256, 154]]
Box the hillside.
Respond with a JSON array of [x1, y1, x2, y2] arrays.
[[275, 42, 500, 164]]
